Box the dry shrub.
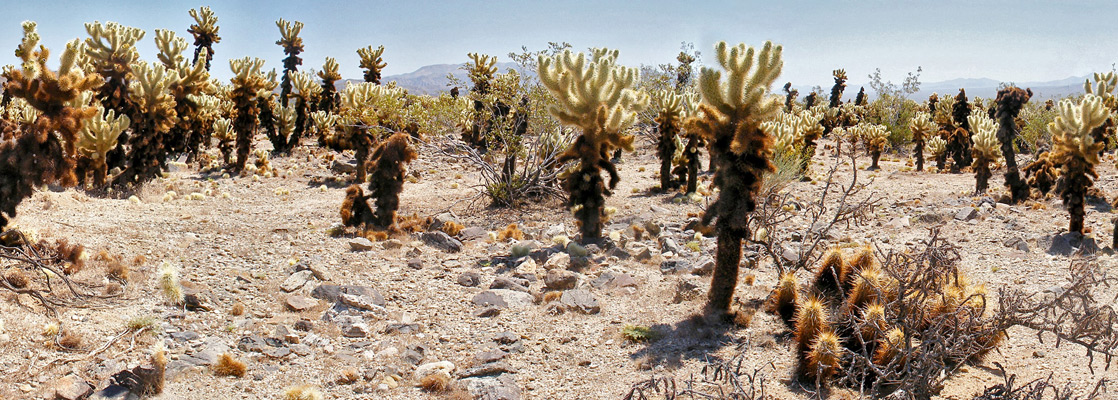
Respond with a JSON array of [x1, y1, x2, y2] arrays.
[[230, 302, 245, 316], [213, 353, 246, 377], [283, 385, 323, 400], [106, 260, 130, 282], [335, 369, 359, 385], [419, 373, 451, 392]]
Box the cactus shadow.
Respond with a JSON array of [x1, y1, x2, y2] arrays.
[[1087, 195, 1112, 213], [628, 313, 737, 369]]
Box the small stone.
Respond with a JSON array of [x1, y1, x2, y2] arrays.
[[263, 347, 291, 358], [52, 374, 93, 400], [339, 293, 388, 313], [545, 269, 578, 291], [459, 361, 518, 378], [472, 291, 508, 309], [459, 227, 488, 241], [660, 238, 682, 254], [659, 260, 690, 274], [415, 361, 456, 382], [294, 319, 314, 332], [474, 306, 501, 318], [349, 237, 376, 251], [490, 277, 530, 293], [170, 331, 200, 342], [285, 295, 318, 312], [458, 271, 482, 287], [474, 349, 509, 364], [693, 258, 715, 275], [281, 270, 314, 292], [634, 247, 653, 262], [560, 289, 600, 314], [954, 208, 978, 221], [422, 231, 463, 252], [310, 285, 384, 304], [383, 239, 404, 250], [544, 253, 570, 269], [606, 246, 630, 260], [407, 258, 423, 270], [461, 375, 522, 400], [885, 216, 911, 229], [343, 323, 370, 338], [1033, 350, 1046, 358]]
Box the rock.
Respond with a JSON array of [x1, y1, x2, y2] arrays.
[[885, 216, 911, 229], [430, 212, 459, 230], [634, 247, 653, 262], [458, 271, 482, 287], [1043, 233, 1099, 256], [349, 237, 376, 251], [472, 291, 508, 309], [490, 277, 530, 293], [415, 361, 456, 382], [491, 289, 534, 309], [421, 231, 463, 253], [310, 284, 384, 304], [263, 347, 291, 358], [493, 332, 520, 345], [290, 344, 311, 356], [515, 257, 537, 274], [237, 335, 272, 353], [339, 293, 388, 313], [606, 273, 638, 290], [296, 261, 333, 282], [780, 244, 800, 263], [660, 260, 690, 274], [285, 295, 318, 312], [694, 258, 715, 275], [294, 319, 314, 332], [52, 374, 93, 400], [606, 246, 630, 260], [170, 331, 200, 342], [462, 374, 522, 400], [281, 270, 314, 292], [672, 276, 704, 303], [343, 322, 370, 338], [459, 227, 488, 241], [330, 159, 356, 173], [383, 239, 404, 250], [404, 257, 422, 270], [385, 323, 421, 334], [545, 224, 567, 238], [545, 269, 578, 291], [474, 349, 508, 364], [560, 289, 601, 314], [474, 306, 501, 318], [544, 253, 570, 269], [1003, 236, 1030, 253], [459, 361, 518, 378], [660, 238, 682, 254], [954, 208, 978, 221]]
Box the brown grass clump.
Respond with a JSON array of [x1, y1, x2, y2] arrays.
[[231, 302, 245, 316], [213, 353, 246, 377], [132, 254, 147, 266], [58, 331, 84, 350], [283, 385, 324, 400], [364, 230, 389, 242], [4, 268, 29, 289], [543, 291, 563, 303], [441, 221, 464, 236], [106, 260, 130, 282], [419, 373, 452, 392], [497, 224, 524, 241]]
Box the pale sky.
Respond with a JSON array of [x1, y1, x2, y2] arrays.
[[3, 0, 1116, 87]]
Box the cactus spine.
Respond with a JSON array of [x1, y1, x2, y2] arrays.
[[686, 41, 782, 314]]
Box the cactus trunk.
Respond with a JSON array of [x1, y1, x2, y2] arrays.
[[566, 162, 606, 243], [707, 225, 744, 313], [996, 87, 1032, 202], [869, 151, 881, 171], [1063, 159, 1089, 234], [914, 143, 924, 171], [975, 159, 991, 194]]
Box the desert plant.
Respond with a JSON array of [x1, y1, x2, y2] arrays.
[[854, 86, 867, 106], [970, 113, 1000, 194], [1048, 95, 1109, 234], [463, 52, 499, 149], [152, 29, 213, 170], [927, 136, 947, 171], [272, 71, 319, 153], [909, 111, 933, 171], [340, 132, 417, 232], [330, 82, 407, 182], [676, 50, 696, 90], [950, 88, 973, 169], [853, 123, 888, 170], [995, 87, 1033, 202], [318, 57, 341, 113], [829, 69, 847, 108], [228, 57, 276, 172], [537, 48, 649, 243], [686, 41, 782, 315], [1083, 72, 1117, 151], [0, 24, 100, 229], [653, 89, 684, 191], [783, 82, 798, 111], [111, 60, 179, 186], [212, 118, 235, 165], [76, 107, 130, 187], [357, 45, 387, 84], [275, 18, 303, 107], [187, 6, 220, 71], [1024, 151, 1058, 196], [84, 21, 144, 171]]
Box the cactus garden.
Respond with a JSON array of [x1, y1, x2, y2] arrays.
[[1, 4, 1118, 400]]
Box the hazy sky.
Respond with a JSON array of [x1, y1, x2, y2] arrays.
[[3, 0, 1116, 88]]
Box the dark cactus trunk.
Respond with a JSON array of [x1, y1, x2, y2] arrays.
[[567, 162, 606, 243], [707, 225, 744, 313], [869, 151, 881, 171], [914, 142, 924, 171], [996, 87, 1032, 203], [975, 159, 991, 194], [259, 97, 280, 152], [1062, 160, 1089, 234], [288, 97, 308, 151], [936, 153, 947, 171]]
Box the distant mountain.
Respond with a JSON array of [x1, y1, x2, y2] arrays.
[[358, 62, 525, 95]]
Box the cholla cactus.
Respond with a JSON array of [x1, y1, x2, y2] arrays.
[[114, 61, 179, 185], [76, 107, 130, 187], [909, 112, 934, 171], [340, 133, 417, 232], [310, 110, 340, 143], [538, 48, 648, 242], [229, 57, 275, 172], [828, 69, 846, 108], [1, 22, 101, 228], [318, 57, 341, 113], [654, 90, 683, 191], [275, 19, 304, 107], [1083, 72, 1117, 152], [994, 87, 1032, 202], [853, 123, 888, 170], [84, 21, 144, 170], [927, 136, 948, 171], [949, 89, 973, 170], [1048, 95, 1109, 234], [761, 108, 823, 175], [275, 103, 296, 142], [268, 71, 319, 154], [333, 82, 407, 182], [187, 6, 220, 70], [212, 118, 235, 165], [153, 29, 213, 167], [685, 41, 782, 315], [969, 113, 1000, 194], [463, 53, 500, 149], [357, 45, 386, 84]]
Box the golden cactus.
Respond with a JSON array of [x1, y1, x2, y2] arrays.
[[852, 123, 888, 170], [794, 295, 830, 359], [537, 48, 648, 242], [275, 18, 304, 107], [685, 41, 782, 315], [812, 247, 849, 297], [213, 117, 234, 165], [357, 45, 386, 84], [767, 272, 799, 327], [1048, 95, 1109, 234], [77, 107, 130, 186], [229, 57, 275, 172], [654, 89, 684, 191], [873, 328, 905, 366], [318, 57, 342, 113], [187, 6, 220, 70], [909, 111, 934, 171], [969, 113, 1000, 194], [927, 136, 947, 171]]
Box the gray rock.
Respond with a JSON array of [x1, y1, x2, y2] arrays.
[[472, 291, 508, 309], [955, 208, 978, 221], [1043, 233, 1099, 256], [290, 344, 312, 356], [491, 289, 534, 309], [634, 247, 653, 262], [170, 331, 200, 342], [560, 289, 601, 314], [545, 269, 578, 291], [330, 159, 357, 173], [545, 224, 567, 238], [459, 227, 488, 241], [660, 260, 690, 274], [458, 271, 482, 287], [52, 374, 93, 400], [462, 375, 522, 400], [606, 246, 630, 260], [475, 349, 509, 364], [544, 252, 570, 269], [383, 239, 404, 250], [474, 306, 502, 318], [294, 319, 313, 332], [694, 258, 715, 275], [339, 293, 388, 313], [407, 257, 423, 270], [237, 335, 271, 352], [343, 322, 370, 338], [1004, 236, 1029, 253], [493, 332, 520, 345], [421, 231, 463, 252], [459, 361, 518, 378], [885, 216, 911, 229], [281, 270, 314, 292], [310, 284, 383, 304], [490, 277, 530, 293], [296, 261, 333, 282], [385, 323, 420, 334], [349, 237, 376, 251], [660, 238, 682, 254], [285, 295, 318, 311], [263, 347, 291, 358], [607, 273, 638, 290]]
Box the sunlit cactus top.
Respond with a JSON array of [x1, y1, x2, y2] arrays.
[[276, 103, 296, 136], [155, 29, 189, 68], [909, 111, 934, 140], [230, 57, 269, 86], [467, 53, 498, 89], [691, 41, 783, 155], [84, 21, 145, 76], [537, 48, 649, 151], [128, 61, 178, 131], [188, 7, 220, 41], [5, 22, 102, 113], [969, 113, 1000, 160], [275, 19, 304, 53], [318, 57, 341, 82], [357, 45, 387, 83], [77, 107, 130, 160], [653, 89, 683, 119], [291, 71, 322, 99], [1084, 72, 1116, 98], [1048, 94, 1109, 167]]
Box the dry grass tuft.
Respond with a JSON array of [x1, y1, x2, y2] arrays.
[[213, 353, 246, 377]]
